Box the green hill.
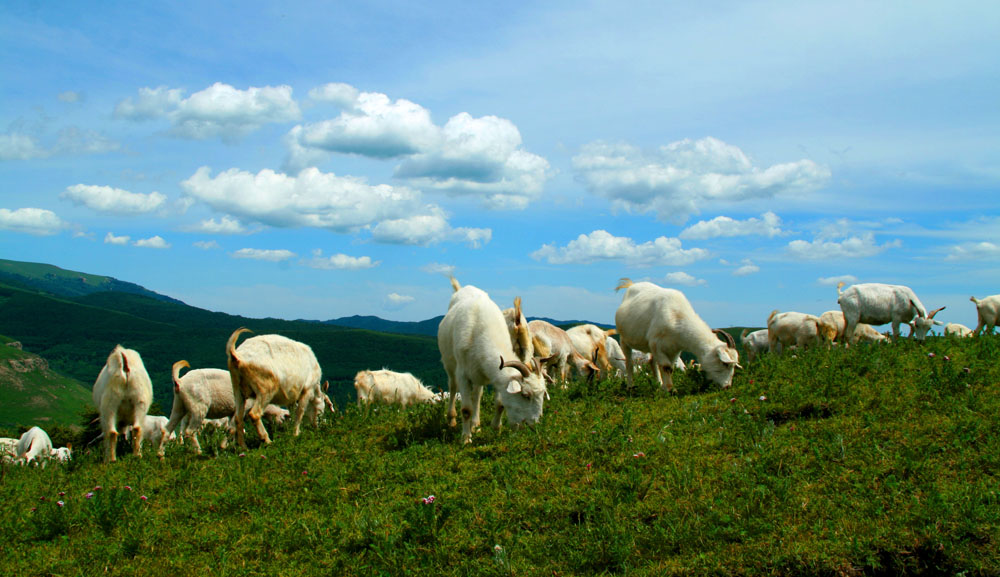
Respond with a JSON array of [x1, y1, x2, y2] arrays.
[[0, 335, 91, 428], [0, 281, 445, 411], [0, 258, 183, 304]]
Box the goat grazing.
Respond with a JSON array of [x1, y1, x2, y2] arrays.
[[837, 282, 944, 342], [615, 279, 740, 391], [92, 345, 154, 463], [767, 310, 824, 353], [438, 278, 549, 444], [970, 295, 1000, 335], [227, 328, 324, 449], [15, 426, 53, 466], [944, 322, 974, 338], [528, 319, 599, 383], [739, 328, 769, 364], [354, 369, 438, 407]]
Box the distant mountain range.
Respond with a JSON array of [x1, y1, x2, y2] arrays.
[[0, 258, 184, 304]]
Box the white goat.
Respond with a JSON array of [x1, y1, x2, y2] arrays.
[[50, 446, 73, 462], [853, 323, 889, 342], [566, 324, 617, 377], [944, 322, 974, 338], [354, 369, 438, 407], [502, 296, 540, 363], [614, 279, 740, 391], [970, 295, 1000, 335], [227, 328, 325, 449], [15, 426, 53, 465], [528, 319, 599, 383], [124, 415, 174, 449], [837, 282, 944, 342], [739, 328, 770, 364], [161, 360, 237, 456], [438, 278, 549, 444], [767, 310, 824, 353], [818, 310, 846, 344], [92, 345, 154, 463], [605, 336, 628, 377]]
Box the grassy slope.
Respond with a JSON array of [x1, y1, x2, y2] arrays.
[[1, 337, 997, 576], [0, 336, 92, 428]]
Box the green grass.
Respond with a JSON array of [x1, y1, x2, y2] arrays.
[[1, 337, 998, 576], [0, 335, 92, 429]]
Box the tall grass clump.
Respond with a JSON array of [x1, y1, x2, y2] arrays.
[[1, 336, 998, 575]]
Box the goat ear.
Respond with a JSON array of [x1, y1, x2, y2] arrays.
[[506, 380, 523, 395]]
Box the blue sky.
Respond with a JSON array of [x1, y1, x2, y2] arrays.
[[1, 1, 998, 330]]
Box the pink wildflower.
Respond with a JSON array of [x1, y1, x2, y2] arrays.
[[140, 495, 148, 501], [422, 495, 436, 505], [56, 501, 64, 507], [58, 491, 65, 497], [759, 395, 767, 402], [124, 485, 132, 491], [85, 492, 94, 499], [632, 452, 646, 458], [928, 352, 936, 358]]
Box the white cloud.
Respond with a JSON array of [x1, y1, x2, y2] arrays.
[[305, 249, 378, 270], [62, 184, 167, 215], [1, 129, 118, 160], [232, 248, 296, 262], [385, 293, 417, 309], [182, 166, 432, 233], [422, 262, 456, 277], [292, 90, 438, 159], [394, 112, 551, 209], [116, 83, 300, 141], [104, 232, 131, 246], [134, 235, 170, 249], [818, 275, 859, 286], [531, 230, 709, 266], [0, 208, 66, 236], [663, 271, 707, 286], [680, 211, 784, 240], [287, 85, 551, 208], [733, 259, 761, 276], [945, 242, 1000, 261], [0, 132, 47, 160], [573, 137, 830, 224], [371, 210, 492, 248], [114, 86, 184, 120], [193, 240, 220, 250], [787, 233, 901, 260], [186, 216, 247, 234]]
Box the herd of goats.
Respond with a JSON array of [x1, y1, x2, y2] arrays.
[[3, 277, 999, 464]]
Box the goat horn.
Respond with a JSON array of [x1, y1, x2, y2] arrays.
[[499, 356, 532, 378], [713, 328, 737, 350], [928, 306, 946, 319]]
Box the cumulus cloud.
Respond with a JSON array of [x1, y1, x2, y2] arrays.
[[733, 259, 760, 276], [62, 184, 167, 215], [680, 211, 784, 240], [134, 235, 170, 249], [183, 166, 429, 232], [787, 233, 901, 260], [573, 137, 830, 224], [371, 210, 491, 248], [104, 232, 131, 246], [385, 293, 417, 310], [818, 275, 859, 286], [664, 271, 707, 286], [945, 242, 1000, 261], [232, 248, 296, 262], [531, 230, 709, 266], [0, 208, 66, 236], [186, 216, 248, 234], [194, 240, 220, 250], [115, 83, 300, 142], [305, 249, 378, 270], [287, 85, 550, 208], [0, 133, 47, 160], [182, 166, 476, 240]]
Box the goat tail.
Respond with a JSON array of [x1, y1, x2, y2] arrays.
[[836, 281, 846, 296], [227, 327, 252, 367], [172, 360, 190, 391], [615, 278, 633, 292], [449, 276, 461, 293], [970, 296, 980, 305], [767, 309, 779, 326], [605, 328, 618, 337]]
